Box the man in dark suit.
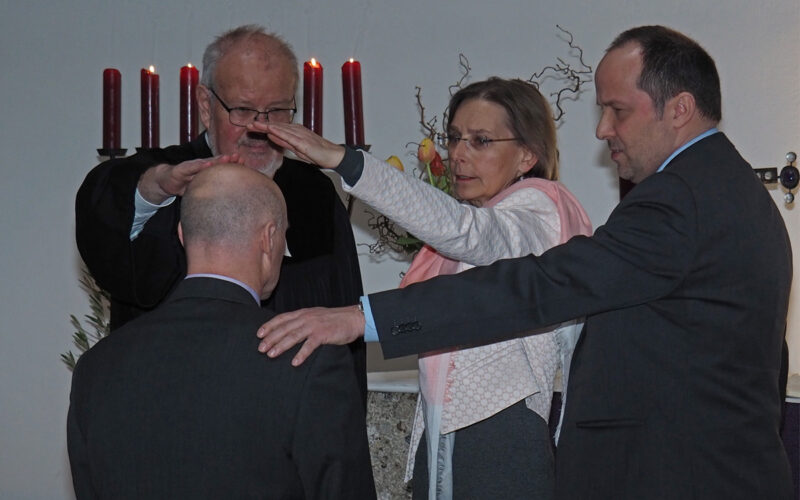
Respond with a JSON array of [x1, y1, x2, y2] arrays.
[[67, 165, 376, 499], [75, 25, 366, 402], [257, 26, 793, 498]]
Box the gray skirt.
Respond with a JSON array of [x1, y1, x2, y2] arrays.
[[412, 399, 555, 499]]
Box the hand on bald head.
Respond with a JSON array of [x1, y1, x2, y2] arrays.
[[179, 164, 287, 288]]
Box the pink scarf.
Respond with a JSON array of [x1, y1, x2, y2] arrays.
[[400, 178, 592, 399], [399, 176, 592, 306], [400, 178, 592, 288]]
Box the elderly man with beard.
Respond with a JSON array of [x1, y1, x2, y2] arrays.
[[75, 25, 366, 401]]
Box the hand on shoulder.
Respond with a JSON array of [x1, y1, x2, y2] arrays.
[[257, 305, 366, 366]]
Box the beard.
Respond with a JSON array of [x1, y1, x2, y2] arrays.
[[206, 127, 284, 178]]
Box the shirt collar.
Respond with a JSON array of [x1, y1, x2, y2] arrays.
[[657, 128, 719, 173], [185, 274, 261, 305]]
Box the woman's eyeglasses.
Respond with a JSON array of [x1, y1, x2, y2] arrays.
[[436, 133, 520, 151]]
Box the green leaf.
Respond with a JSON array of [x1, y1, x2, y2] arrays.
[[395, 236, 422, 245], [60, 352, 77, 372], [62, 266, 110, 371]]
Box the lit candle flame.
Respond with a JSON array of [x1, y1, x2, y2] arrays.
[[187, 63, 193, 68], [349, 58, 354, 63], [310, 58, 318, 67], [149, 65, 156, 74]]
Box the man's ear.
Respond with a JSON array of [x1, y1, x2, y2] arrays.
[[177, 222, 185, 248], [197, 84, 212, 130], [668, 91, 697, 128], [260, 222, 278, 256]]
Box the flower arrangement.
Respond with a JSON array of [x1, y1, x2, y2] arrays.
[[363, 25, 592, 256], [360, 137, 454, 254]]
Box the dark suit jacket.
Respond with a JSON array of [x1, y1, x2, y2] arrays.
[[75, 134, 367, 402], [370, 133, 793, 499], [67, 277, 376, 499]]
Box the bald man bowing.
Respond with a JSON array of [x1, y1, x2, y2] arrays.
[[67, 165, 375, 499]]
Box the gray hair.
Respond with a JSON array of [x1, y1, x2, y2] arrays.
[[201, 24, 299, 91]]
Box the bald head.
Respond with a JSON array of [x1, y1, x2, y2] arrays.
[[180, 164, 287, 297], [181, 164, 285, 247]]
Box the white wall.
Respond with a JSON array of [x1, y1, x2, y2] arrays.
[[1, 1, 798, 497]]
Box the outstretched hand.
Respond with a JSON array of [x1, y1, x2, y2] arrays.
[[138, 153, 243, 204], [247, 122, 345, 169], [257, 305, 366, 366]]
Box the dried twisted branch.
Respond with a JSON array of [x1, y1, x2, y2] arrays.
[[527, 25, 593, 121], [447, 53, 472, 97], [414, 86, 438, 139], [359, 210, 423, 254]]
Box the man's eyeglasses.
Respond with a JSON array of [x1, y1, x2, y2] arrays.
[[208, 87, 296, 126], [437, 133, 520, 151]]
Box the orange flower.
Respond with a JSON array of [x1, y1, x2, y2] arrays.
[[417, 137, 436, 164], [385, 155, 404, 171], [430, 152, 445, 176]]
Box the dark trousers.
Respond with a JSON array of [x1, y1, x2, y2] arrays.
[[412, 399, 555, 499]]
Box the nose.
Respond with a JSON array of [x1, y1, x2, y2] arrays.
[[448, 139, 468, 163], [596, 109, 613, 140]]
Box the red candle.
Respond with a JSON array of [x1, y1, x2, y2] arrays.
[[179, 63, 199, 145], [102, 68, 121, 150], [303, 58, 323, 135], [341, 58, 364, 146], [140, 66, 160, 149]]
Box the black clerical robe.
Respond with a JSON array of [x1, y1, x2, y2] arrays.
[[75, 134, 366, 399]]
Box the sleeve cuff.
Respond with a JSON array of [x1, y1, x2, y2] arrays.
[[361, 295, 379, 342], [333, 147, 365, 187], [130, 188, 175, 240]]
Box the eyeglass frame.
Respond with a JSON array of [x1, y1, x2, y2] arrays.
[[207, 87, 297, 127], [436, 132, 521, 151]]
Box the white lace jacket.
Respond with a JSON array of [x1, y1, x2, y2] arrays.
[[342, 151, 583, 479]]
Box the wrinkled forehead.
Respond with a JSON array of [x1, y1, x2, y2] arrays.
[[214, 42, 297, 96]]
